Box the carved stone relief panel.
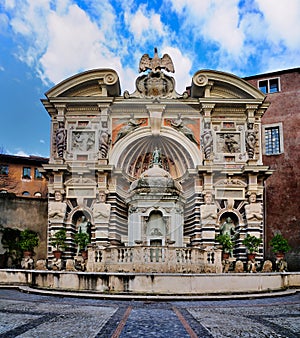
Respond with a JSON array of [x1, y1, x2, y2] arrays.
[[216, 132, 241, 153], [70, 131, 96, 152]]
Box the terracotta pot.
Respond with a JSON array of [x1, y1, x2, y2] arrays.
[[81, 250, 88, 260], [53, 250, 62, 259], [222, 252, 230, 260], [275, 252, 285, 260], [23, 251, 32, 258], [247, 253, 256, 261]]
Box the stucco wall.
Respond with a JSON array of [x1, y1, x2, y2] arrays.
[[0, 194, 48, 264]]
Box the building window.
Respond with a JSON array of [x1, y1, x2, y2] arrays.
[[263, 123, 284, 155], [22, 167, 31, 179], [0, 165, 9, 175], [258, 78, 280, 94], [34, 168, 43, 179], [22, 191, 30, 196], [34, 192, 42, 197]]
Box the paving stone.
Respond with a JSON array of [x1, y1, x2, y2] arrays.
[[0, 289, 299, 337]]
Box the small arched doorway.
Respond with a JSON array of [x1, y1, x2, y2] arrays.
[[146, 210, 165, 246]]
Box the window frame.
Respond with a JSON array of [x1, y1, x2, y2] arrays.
[[262, 122, 284, 155], [22, 167, 31, 180], [34, 168, 43, 179], [258, 77, 280, 94], [0, 165, 9, 175]]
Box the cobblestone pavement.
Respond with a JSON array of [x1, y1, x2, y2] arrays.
[[0, 289, 299, 337]]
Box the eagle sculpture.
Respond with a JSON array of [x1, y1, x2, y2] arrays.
[[139, 48, 175, 73]]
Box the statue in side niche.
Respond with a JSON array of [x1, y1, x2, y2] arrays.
[[77, 216, 91, 235], [245, 193, 263, 221], [220, 217, 236, 238]]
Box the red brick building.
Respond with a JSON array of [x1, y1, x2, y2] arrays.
[[245, 68, 300, 270], [0, 154, 48, 198]]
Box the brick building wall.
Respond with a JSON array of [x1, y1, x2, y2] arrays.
[[0, 154, 48, 198], [245, 68, 300, 270]]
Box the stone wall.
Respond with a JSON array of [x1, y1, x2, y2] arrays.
[[0, 194, 48, 265], [0, 269, 300, 295]]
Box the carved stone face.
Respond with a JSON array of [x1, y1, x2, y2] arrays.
[[54, 191, 62, 201], [204, 193, 212, 204], [98, 192, 106, 203], [249, 193, 257, 203]]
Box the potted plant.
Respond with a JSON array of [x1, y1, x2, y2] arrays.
[[19, 229, 39, 257], [74, 232, 90, 259], [270, 234, 291, 259], [0, 227, 23, 267], [49, 228, 67, 259], [242, 234, 262, 260], [215, 233, 233, 259]]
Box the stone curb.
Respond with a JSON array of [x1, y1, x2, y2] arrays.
[[1, 284, 299, 301]]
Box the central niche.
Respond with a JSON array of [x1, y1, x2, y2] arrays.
[[118, 135, 195, 180]]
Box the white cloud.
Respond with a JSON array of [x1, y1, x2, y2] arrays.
[[256, 0, 300, 49], [169, 0, 243, 56], [162, 46, 192, 93], [0, 65, 4, 72], [168, 0, 300, 74], [0, 13, 9, 32], [3, 0, 124, 85], [124, 4, 167, 43], [40, 139, 45, 144], [14, 150, 29, 157], [2, 0, 299, 91]]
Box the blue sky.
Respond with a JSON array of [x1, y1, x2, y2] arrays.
[[0, 0, 299, 158]]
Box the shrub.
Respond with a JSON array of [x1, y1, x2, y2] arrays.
[[270, 234, 291, 253]]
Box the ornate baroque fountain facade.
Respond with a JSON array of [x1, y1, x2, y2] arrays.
[[42, 50, 271, 273]]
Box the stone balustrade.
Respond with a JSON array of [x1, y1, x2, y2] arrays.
[[86, 246, 222, 273]]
